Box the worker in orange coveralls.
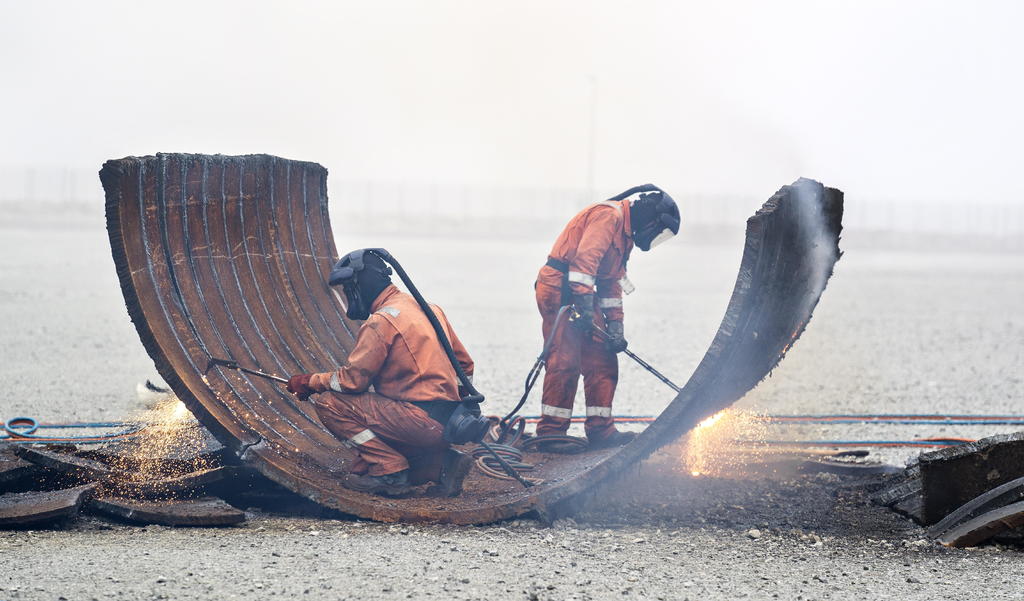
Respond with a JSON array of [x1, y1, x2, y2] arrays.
[[536, 184, 680, 449], [286, 249, 476, 498]]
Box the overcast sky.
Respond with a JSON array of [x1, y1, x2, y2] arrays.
[[2, 0, 1022, 204]]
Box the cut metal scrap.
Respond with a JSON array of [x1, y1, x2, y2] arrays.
[[102, 155, 843, 524], [87, 495, 245, 527], [0, 484, 97, 528], [935, 500, 1024, 548], [112, 467, 230, 500], [0, 448, 42, 488], [15, 446, 119, 482], [927, 475, 1024, 540]]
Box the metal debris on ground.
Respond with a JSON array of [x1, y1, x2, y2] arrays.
[[0, 484, 97, 528], [15, 446, 118, 482], [0, 447, 42, 488], [873, 433, 1024, 547], [0, 395, 254, 529], [919, 432, 1024, 524], [88, 496, 245, 527]]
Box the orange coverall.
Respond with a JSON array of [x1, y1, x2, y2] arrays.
[[536, 199, 633, 441], [307, 284, 474, 478]]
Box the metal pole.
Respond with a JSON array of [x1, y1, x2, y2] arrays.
[[586, 74, 597, 199]]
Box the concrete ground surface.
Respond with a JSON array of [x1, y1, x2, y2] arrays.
[[2, 206, 1023, 600]]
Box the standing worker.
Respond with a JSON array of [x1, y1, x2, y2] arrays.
[[287, 249, 478, 498], [535, 184, 680, 448]]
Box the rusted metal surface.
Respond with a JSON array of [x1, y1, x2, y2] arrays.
[[0, 484, 97, 528], [88, 496, 246, 526], [102, 154, 843, 524]]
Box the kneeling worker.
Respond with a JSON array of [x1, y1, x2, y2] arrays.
[[286, 249, 476, 498]]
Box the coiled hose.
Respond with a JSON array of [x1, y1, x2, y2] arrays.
[[470, 442, 542, 485], [0, 416, 147, 444]]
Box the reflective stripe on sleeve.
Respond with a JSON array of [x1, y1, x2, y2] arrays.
[[348, 429, 377, 446], [329, 372, 343, 393], [541, 404, 573, 419], [567, 271, 596, 287], [586, 406, 613, 417], [599, 297, 623, 308], [377, 306, 400, 318], [619, 275, 636, 295]]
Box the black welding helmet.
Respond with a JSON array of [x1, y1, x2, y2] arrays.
[[625, 185, 680, 251], [328, 249, 393, 320]]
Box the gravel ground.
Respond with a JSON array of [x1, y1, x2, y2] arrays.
[[2, 207, 1023, 600]]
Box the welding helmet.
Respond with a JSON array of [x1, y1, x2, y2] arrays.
[[328, 249, 393, 320], [614, 184, 680, 251]]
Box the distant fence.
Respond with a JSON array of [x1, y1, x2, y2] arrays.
[[1, 166, 1021, 245], [329, 180, 1024, 245], [0, 166, 100, 207]]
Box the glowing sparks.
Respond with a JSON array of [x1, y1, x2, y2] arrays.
[[170, 400, 191, 421], [696, 411, 726, 430], [681, 409, 769, 479], [103, 396, 212, 500]]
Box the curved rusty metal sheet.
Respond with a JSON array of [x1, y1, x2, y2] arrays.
[[101, 154, 843, 524], [935, 500, 1024, 547]]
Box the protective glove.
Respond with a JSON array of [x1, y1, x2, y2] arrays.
[[287, 373, 316, 401], [604, 320, 628, 353], [570, 293, 595, 333]]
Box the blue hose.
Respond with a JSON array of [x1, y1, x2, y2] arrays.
[[5, 412, 1021, 447], [4, 417, 38, 436], [0, 418, 146, 444]]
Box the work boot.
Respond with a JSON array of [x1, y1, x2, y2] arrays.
[[427, 449, 473, 497], [587, 430, 637, 449], [526, 433, 589, 454], [342, 469, 412, 497]]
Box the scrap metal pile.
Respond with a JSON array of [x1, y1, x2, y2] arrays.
[[1, 153, 846, 528], [873, 433, 1024, 547], [0, 407, 246, 528]]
